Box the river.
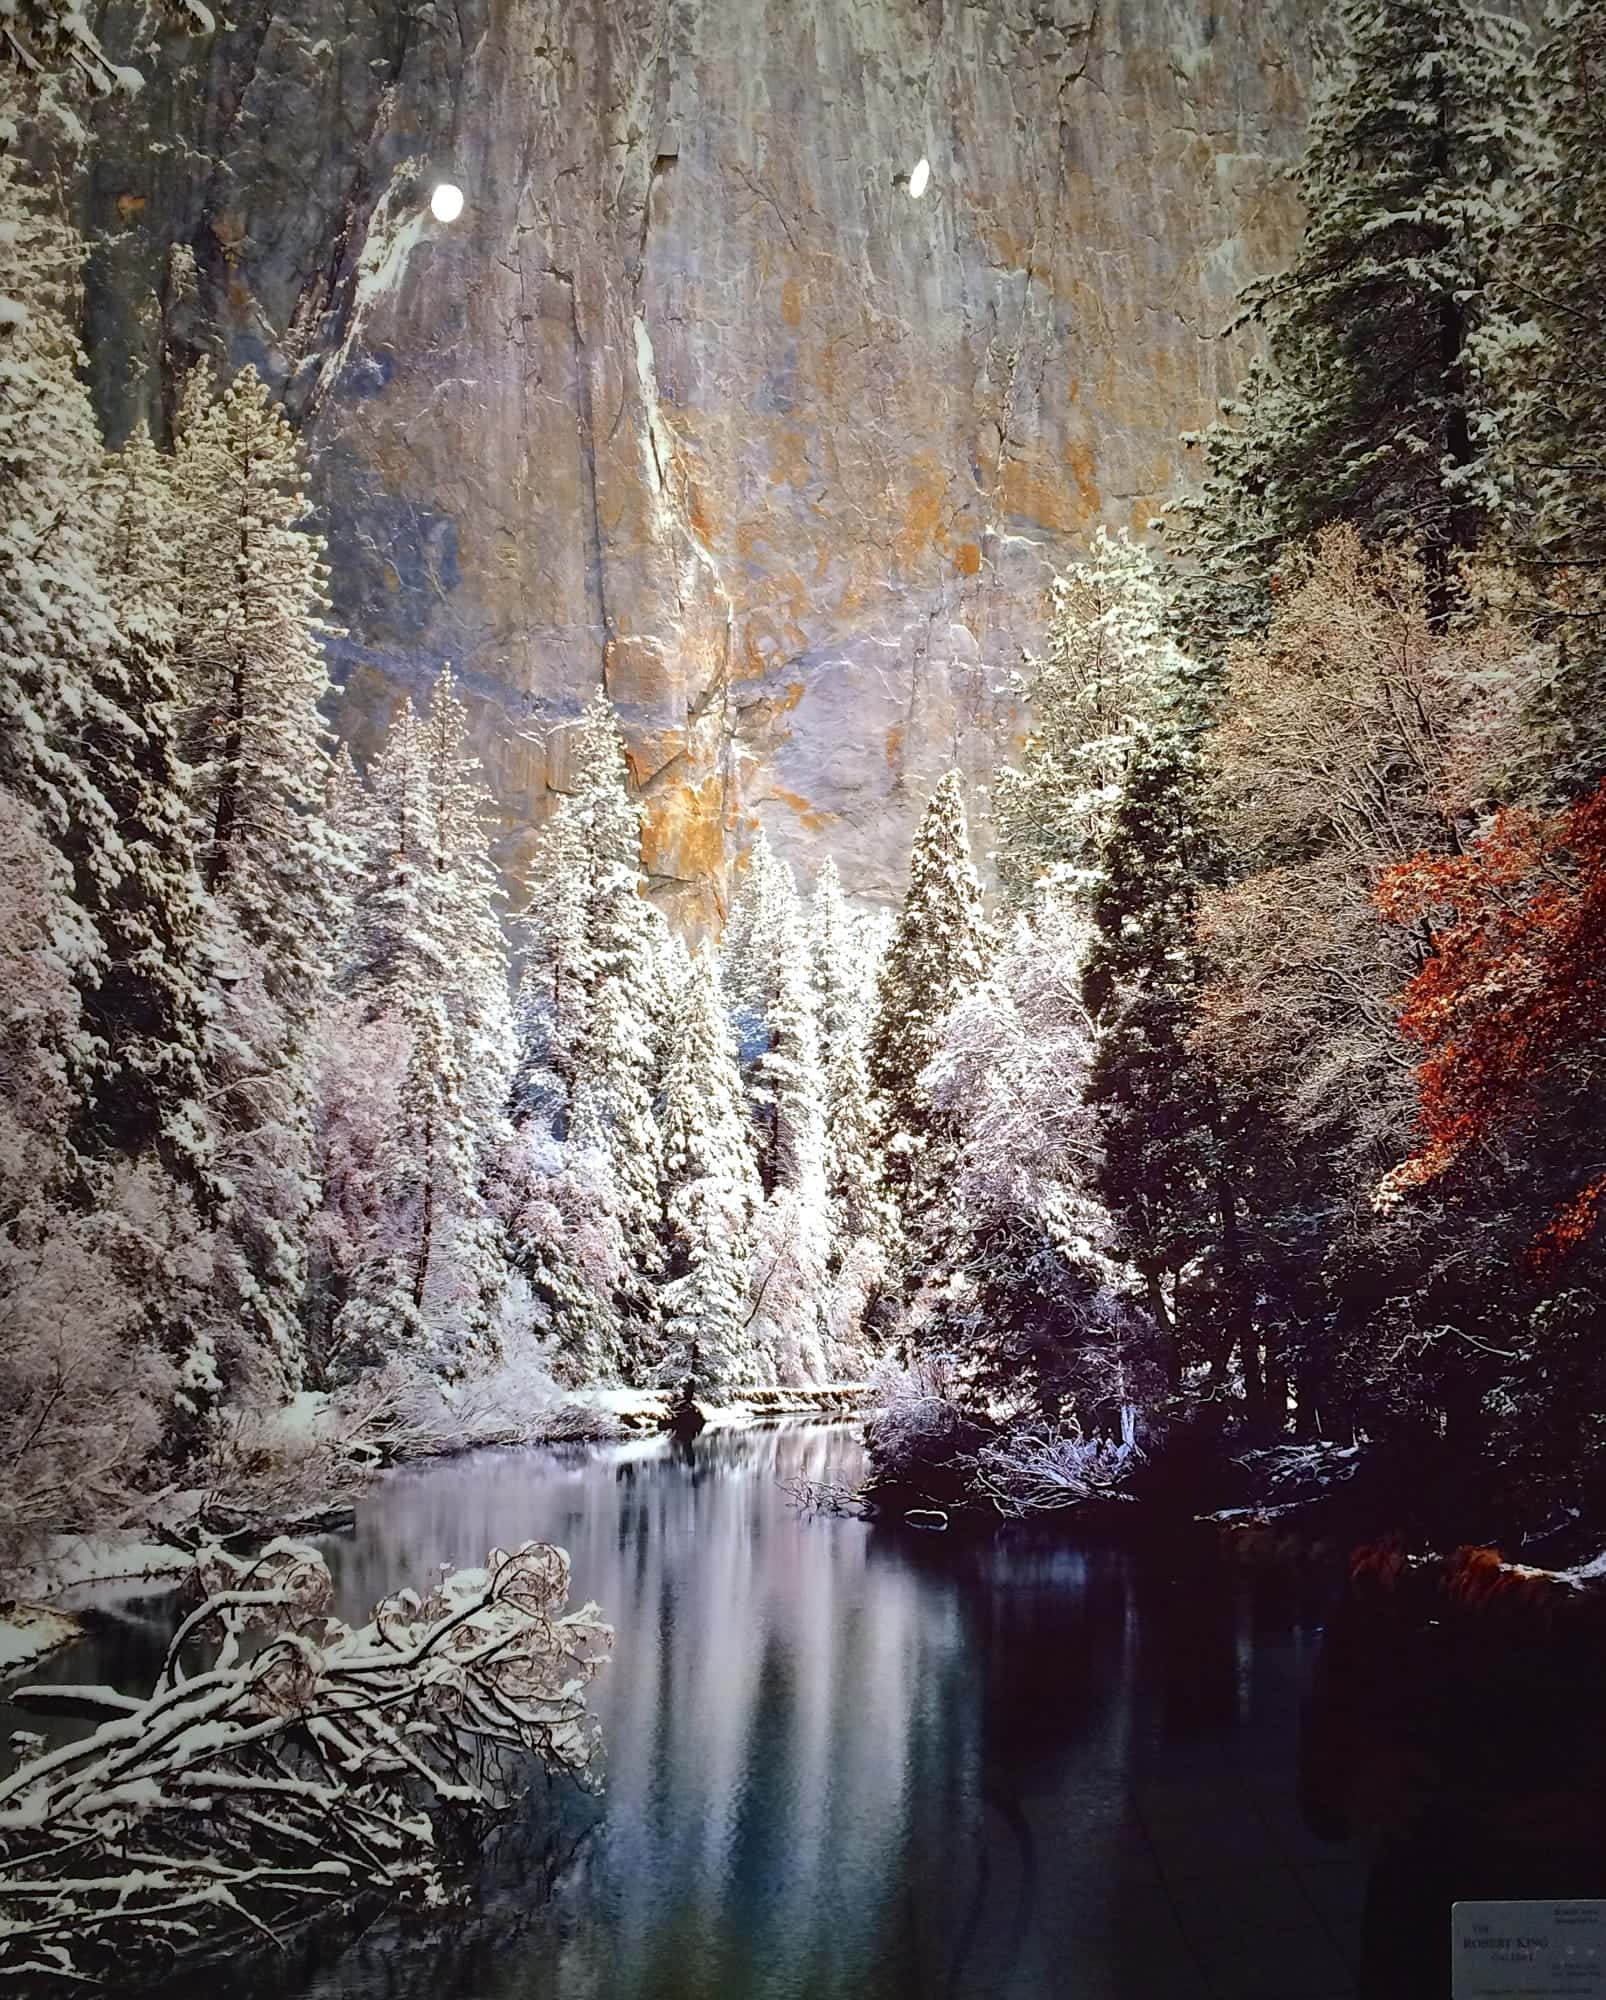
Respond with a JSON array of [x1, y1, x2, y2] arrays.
[[9, 1421, 1368, 1998]]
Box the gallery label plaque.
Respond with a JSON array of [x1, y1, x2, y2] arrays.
[[1454, 1902, 1606, 1998]]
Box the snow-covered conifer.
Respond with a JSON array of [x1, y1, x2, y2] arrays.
[[806, 857, 857, 1061], [74, 424, 214, 1182], [489, 1123, 627, 1384], [1165, 0, 1526, 650], [1487, 2, 1606, 797], [867, 771, 989, 1258], [1083, 723, 1223, 1374], [166, 363, 342, 1392], [657, 947, 762, 1394], [993, 529, 1190, 902], [570, 954, 666, 1368], [920, 892, 1151, 1419], [514, 693, 672, 1374], [723, 832, 831, 1380], [0, 155, 124, 1014], [321, 690, 512, 1378]]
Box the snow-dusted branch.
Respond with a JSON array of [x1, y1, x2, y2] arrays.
[[961, 1421, 1143, 1519], [0, 1538, 610, 1985]]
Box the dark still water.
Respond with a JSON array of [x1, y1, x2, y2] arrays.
[[21, 1424, 1370, 1999]]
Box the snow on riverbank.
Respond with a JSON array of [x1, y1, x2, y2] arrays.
[[0, 1603, 82, 1678], [574, 1386, 870, 1432]]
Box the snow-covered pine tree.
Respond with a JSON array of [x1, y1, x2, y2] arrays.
[[512, 800, 591, 1129], [516, 694, 655, 1112], [1082, 722, 1224, 1382], [0, 154, 125, 1037], [570, 951, 666, 1372], [169, 362, 339, 1395], [657, 947, 762, 1396], [723, 832, 831, 1382], [1488, 1, 1606, 798], [514, 692, 671, 1376], [993, 528, 1191, 902], [325, 695, 510, 1377], [324, 701, 445, 1368], [806, 858, 857, 1062], [867, 771, 989, 1265], [420, 667, 516, 1329], [921, 892, 1154, 1422], [0, 160, 233, 1447], [488, 1120, 627, 1385], [73, 423, 214, 1185], [722, 835, 826, 1191], [803, 858, 895, 1361], [1165, 0, 1525, 653]]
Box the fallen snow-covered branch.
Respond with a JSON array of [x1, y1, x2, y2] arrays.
[[961, 1421, 1143, 1519], [781, 1475, 873, 1519], [0, 1537, 609, 1985]]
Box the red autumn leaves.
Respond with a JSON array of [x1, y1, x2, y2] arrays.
[[1378, 779, 1606, 1262]]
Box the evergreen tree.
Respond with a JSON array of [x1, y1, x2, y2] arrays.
[[324, 691, 513, 1377], [0, 155, 124, 1018], [167, 363, 340, 1392], [491, 1122, 628, 1386], [421, 668, 516, 1328], [1489, 1, 1606, 797], [512, 802, 591, 1128], [570, 951, 666, 1363], [657, 948, 762, 1395], [867, 772, 989, 1259], [514, 693, 671, 1373], [806, 858, 857, 1060], [922, 893, 1153, 1422], [824, 1029, 894, 1257], [723, 832, 831, 1381], [1083, 724, 1224, 1381], [1166, 0, 1525, 652], [74, 424, 214, 1183], [993, 530, 1189, 902]]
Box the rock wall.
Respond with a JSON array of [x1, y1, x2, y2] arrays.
[[83, 0, 1311, 924]]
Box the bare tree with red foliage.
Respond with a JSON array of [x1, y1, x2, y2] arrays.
[[1377, 780, 1606, 1262]]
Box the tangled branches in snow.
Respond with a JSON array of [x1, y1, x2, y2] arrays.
[[0, 1538, 609, 1985], [961, 1421, 1143, 1519], [331, 1353, 623, 1464]]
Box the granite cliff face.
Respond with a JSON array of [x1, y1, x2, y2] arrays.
[[83, 0, 1310, 923]]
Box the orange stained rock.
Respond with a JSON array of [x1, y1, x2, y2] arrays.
[[768, 785, 836, 835], [642, 774, 727, 883], [780, 274, 803, 328], [895, 458, 949, 569], [686, 478, 718, 549], [954, 542, 982, 577], [999, 455, 1098, 536]]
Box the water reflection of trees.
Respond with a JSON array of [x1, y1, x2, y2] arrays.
[[99, 1425, 1345, 2000]]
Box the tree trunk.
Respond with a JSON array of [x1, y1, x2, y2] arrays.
[[413, 1106, 436, 1313], [207, 448, 254, 891], [1143, 1265, 1181, 1390]]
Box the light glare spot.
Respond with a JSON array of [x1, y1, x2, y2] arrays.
[[431, 182, 465, 223], [908, 157, 930, 200]]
